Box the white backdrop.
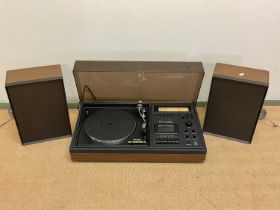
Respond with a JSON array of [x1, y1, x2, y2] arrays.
[[1, 0, 279, 102]]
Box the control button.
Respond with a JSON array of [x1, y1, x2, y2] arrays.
[[186, 141, 191, 145], [193, 141, 199, 146], [192, 129, 196, 134], [185, 120, 192, 127], [156, 139, 180, 144], [186, 134, 190, 139], [193, 135, 197, 139]]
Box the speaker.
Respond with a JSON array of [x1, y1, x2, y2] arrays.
[[5, 65, 72, 145], [203, 63, 269, 143]]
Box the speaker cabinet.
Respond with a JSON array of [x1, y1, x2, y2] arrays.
[[203, 63, 269, 143], [5, 65, 72, 145]]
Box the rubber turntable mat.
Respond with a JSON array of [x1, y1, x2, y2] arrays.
[[84, 109, 136, 144]]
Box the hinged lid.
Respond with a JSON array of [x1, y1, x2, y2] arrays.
[[73, 61, 204, 103], [5, 65, 62, 86], [214, 63, 269, 86]]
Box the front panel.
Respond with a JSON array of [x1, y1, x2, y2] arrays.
[[6, 79, 71, 144], [203, 77, 268, 142]]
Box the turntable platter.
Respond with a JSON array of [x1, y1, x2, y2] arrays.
[[84, 109, 137, 144]]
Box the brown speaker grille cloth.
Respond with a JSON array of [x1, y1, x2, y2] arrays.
[[6, 79, 71, 144], [204, 77, 267, 142]]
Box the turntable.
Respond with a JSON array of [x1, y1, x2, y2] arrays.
[[70, 61, 207, 162]]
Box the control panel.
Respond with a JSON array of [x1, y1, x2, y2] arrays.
[[149, 104, 204, 148]]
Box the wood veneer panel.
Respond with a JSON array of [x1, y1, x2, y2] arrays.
[[71, 152, 206, 163], [6, 65, 62, 86], [214, 63, 269, 86]]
